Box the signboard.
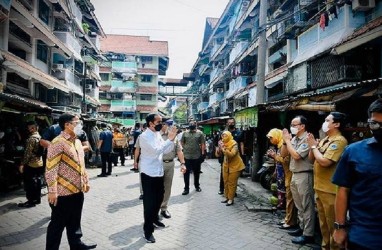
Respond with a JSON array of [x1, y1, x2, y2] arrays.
[[234, 107, 258, 128]]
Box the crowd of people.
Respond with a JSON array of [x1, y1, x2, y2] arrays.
[[12, 98, 382, 249]]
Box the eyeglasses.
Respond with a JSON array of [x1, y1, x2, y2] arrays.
[[367, 119, 382, 130], [290, 123, 301, 127]]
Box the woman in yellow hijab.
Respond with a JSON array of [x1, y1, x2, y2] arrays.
[[266, 128, 297, 229], [218, 131, 245, 206]]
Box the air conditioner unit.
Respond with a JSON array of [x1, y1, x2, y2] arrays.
[[85, 84, 92, 90], [52, 64, 64, 71], [352, 0, 375, 11]]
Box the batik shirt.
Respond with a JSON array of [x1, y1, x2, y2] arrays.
[[45, 131, 88, 196]]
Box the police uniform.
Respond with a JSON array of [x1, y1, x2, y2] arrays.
[[314, 133, 347, 250], [289, 131, 315, 237]]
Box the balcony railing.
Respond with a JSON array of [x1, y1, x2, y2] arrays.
[[110, 100, 136, 112], [226, 76, 248, 99], [68, 0, 82, 33], [229, 41, 249, 64], [110, 80, 136, 93], [209, 92, 224, 106], [197, 102, 209, 112], [136, 99, 157, 106], [210, 67, 223, 82], [111, 61, 137, 73], [53, 31, 82, 60], [52, 69, 82, 95]]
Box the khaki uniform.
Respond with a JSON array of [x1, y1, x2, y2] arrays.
[[289, 131, 315, 237], [314, 133, 347, 250], [161, 133, 181, 211]]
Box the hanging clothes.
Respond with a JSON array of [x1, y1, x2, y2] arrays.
[[320, 13, 326, 30]]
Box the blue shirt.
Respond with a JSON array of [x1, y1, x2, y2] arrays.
[[42, 124, 88, 142], [332, 137, 382, 248], [99, 129, 113, 153]]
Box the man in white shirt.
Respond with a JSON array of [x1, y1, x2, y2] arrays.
[[139, 113, 177, 243]]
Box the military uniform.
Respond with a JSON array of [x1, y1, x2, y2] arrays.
[[314, 133, 347, 250]]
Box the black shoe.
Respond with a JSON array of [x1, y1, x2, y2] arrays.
[[182, 190, 189, 195], [32, 200, 41, 205], [218, 191, 224, 195], [291, 235, 315, 245], [144, 234, 156, 243], [106, 172, 112, 175], [161, 210, 171, 219], [288, 228, 303, 236], [153, 221, 165, 228], [195, 187, 202, 192], [72, 242, 97, 250], [139, 194, 144, 200], [279, 224, 299, 230], [18, 201, 35, 208], [97, 174, 107, 177], [221, 199, 228, 203], [121, 164, 125, 166], [226, 200, 234, 206], [199, 171, 203, 173], [130, 167, 138, 172]]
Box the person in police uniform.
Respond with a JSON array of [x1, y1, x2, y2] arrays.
[[281, 115, 315, 245], [307, 112, 347, 250], [159, 118, 185, 218]]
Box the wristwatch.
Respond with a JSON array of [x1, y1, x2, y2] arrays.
[[334, 222, 347, 230], [311, 145, 317, 149], [180, 162, 185, 165]]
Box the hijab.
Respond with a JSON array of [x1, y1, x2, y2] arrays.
[[267, 128, 283, 149], [221, 131, 236, 148]]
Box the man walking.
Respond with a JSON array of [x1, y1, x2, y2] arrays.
[[97, 123, 113, 177], [160, 119, 185, 219], [112, 127, 126, 167], [181, 121, 206, 195], [332, 99, 382, 249], [138, 113, 177, 243], [282, 115, 315, 245], [45, 113, 96, 250], [18, 121, 44, 208]]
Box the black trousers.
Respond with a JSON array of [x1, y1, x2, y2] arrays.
[[141, 173, 164, 237], [100, 152, 112, 174], [183, 158, 201, 190], [219, 163, 224, 193], [112, 148, 125, 166], [46, 192, 84, 250], [23, 165, 44, 202]]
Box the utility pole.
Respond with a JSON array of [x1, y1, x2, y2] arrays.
[[82, 62, 87, 114], [256, 0, 267, 104]]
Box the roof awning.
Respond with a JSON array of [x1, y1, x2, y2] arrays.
[[0, 92, 52, 112], [331, 25, 382, 55], [1, 50, 70, 93], [12, 0, 73, 58], [265, 71, 288, 88], [291, 28, 354, 68]]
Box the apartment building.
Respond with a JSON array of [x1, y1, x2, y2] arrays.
[[98, 35, 169, 126], [0, 0, 104, 115]]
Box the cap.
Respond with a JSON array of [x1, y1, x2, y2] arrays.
[[165, 119, 174, 126]]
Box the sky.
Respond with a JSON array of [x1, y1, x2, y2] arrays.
[[91, 0, 229, 79]]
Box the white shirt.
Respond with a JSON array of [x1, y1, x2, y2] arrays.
[[139, 129, 174, 177]]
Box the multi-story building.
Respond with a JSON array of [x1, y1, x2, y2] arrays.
[[0, 0, 105, 115], [98, 35, 169, 126], [186, 0, 382, 175]]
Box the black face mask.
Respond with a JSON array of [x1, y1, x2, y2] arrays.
[[372, 129, 382, 143], [154, 124, 162, 131], [189, 125, 196, 130], [228, 125, 235, 130]]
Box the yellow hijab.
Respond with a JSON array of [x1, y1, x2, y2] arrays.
[[222, 131, 236, 148], [267, 128, 283, 149]]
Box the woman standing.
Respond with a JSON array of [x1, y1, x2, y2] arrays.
[[218, 131, 245, 206]]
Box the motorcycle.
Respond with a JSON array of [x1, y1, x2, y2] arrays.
[[257, 156, 275, 190]]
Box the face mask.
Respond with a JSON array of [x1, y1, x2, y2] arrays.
[[154, 124, 162, 131], [189, 125, 196, 130], [290, 127, 298, 135], [228, 125, 235, 130], [74, 124, 83, 135], [372, 129, 382, 143], [322, 121, 329, 133]]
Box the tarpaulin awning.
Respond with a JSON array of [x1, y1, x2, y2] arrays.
[[1, 50, 70, 93], [0, 92, 52, 112]]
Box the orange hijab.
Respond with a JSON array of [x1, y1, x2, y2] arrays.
[[266, 128, 283, 149], [221, 131, 236, 148]]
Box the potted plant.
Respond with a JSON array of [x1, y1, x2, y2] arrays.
[[82, 23, 90, 34]]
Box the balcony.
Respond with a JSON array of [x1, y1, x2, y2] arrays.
[[53, 31, 82, 61], [110, 100, 136, 112], [109, 118, 135, 126], [226, 76, 248, 99], [269, 46, 287, 65], [136, 99, 157, 106], [210, 67, 223, 82], [68, 0, 82, 34], [229, 41, 249, 64], [110, 80, 136, 93], [209, 92, 224, 106], [197, 102, 209, 112], [111, 61, 137, 74], [52, 69, 82, 95]]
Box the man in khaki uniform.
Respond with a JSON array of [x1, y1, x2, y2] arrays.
[[160, 119, 185, 218], [307, 112, 348, 250], [282, 115, 315, 245]]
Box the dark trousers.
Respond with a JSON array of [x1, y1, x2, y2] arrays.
[[219, 163, 224, 193], [100, 152, 112, 174], [141, 173, 164, 237], [183, 158, 201, 191], [46, 192, 84, 250], [24, 165, 44, 202], [112, 148, 125, 166]]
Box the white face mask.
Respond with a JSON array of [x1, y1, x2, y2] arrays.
[[74, 124, 83, 135], [290, 127, 298, 135], [322, 121, 329, 133]]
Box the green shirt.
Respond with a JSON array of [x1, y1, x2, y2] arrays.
[[181, 130, 205, 159]]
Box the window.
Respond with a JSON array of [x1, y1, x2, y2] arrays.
[[140, 113, 148, 120], [141, 56, 153, 64], [140, 94, 152, 101], [39, 0, 50, 25], [37, 40, 48, 63], [100, 73, 109, 81], [141, 75, 152, 82]]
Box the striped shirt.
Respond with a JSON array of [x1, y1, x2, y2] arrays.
[[45, 131, 88, 196]]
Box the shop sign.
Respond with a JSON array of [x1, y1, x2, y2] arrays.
[[234, 107, 258, 127]]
